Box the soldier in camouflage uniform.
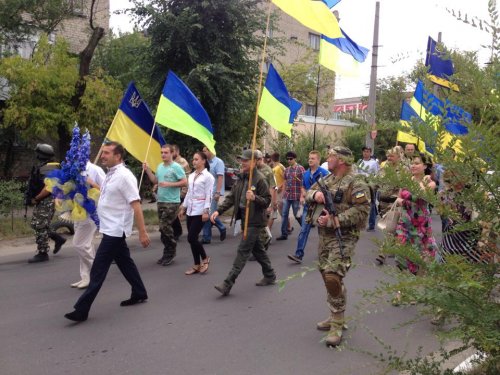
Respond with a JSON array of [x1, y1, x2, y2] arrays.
[[27, 144, 65, 263], [212, 149, 276, 296], [305, 146, 370, 346]]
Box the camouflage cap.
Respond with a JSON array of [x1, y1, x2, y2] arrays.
[[239, 149, 261, 160], [328, 146, 354, 165]]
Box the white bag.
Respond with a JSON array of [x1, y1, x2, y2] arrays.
[[377, 201, 401, 234]]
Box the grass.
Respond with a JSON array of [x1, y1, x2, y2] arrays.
[[0, 216, 34, 240], [142, 209, 159, 226]]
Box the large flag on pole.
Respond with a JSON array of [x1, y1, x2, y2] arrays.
[[258, 64, 302, 137], [106, 82, 165, 172], [398, 101, 428, 154], [272, 0, 342, 39], [155, 71, 216, 154], [319, 28, 369, 77], [425, 36, 459, 91], [408, 81, 470, 152]]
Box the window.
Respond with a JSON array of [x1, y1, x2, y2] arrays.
[[305, 104, 316, 117], [68, 0, 85, 16], [309, 33, 320, 51]]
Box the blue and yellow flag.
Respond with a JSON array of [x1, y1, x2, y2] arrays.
[[322, 0, 341, 8], [409, 81, 471, 152], [411, 80, 470, 135], [155, 71, 216, 154], [258, 64, 302, 137], [398, 101, 428, 154], [425, 37, 459, 91], [319, 29, 369, 77], [272, 0, 342, 39], [107, 82, 166, 172]]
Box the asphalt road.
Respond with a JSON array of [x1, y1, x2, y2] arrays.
[[0, 215, 443, 375]]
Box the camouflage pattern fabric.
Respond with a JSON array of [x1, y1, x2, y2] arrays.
[[30, 198, 55, 253], [307, 171, 370, 314], [157, 202, 180, 259]]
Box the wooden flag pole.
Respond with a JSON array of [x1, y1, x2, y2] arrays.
[[138, 123, 159, 191], [243, 0, 273, 240], [93, 111, 120, 164]]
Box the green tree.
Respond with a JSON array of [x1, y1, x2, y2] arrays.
[[0, 0, 72, 46], [92, 31, 151, 92], [129, 0, 268, 158], [0, 35, 122, 175], [279, 51, 335, 118], [365, 4, 500, 372]]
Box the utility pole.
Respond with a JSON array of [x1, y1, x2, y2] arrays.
[[365, 1, 380, 150], [312, 65, 321, 150]]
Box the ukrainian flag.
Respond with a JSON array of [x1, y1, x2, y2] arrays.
[[107, 82, 165, 172], [272, 0, 342, 39], [398, 101, 428, 154], [425, 37, 459, 91], [322, 0, 341, 8], [258, 64, 302, 137], [319, 29, 369, 77], [409, 81, 470, 152], [155, 71, 216, 154], [411, 81, 470, 134]]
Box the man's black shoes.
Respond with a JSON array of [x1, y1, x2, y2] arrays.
[[220, 229, 227, 242], [120, 297, 148, 306], [64, 310, 88, 322], [53, 237, 67, 254], [276, 235, 288, 241], [214, 282, 232, 296], [28, 252, 49, 263]]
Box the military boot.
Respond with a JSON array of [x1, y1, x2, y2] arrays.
[[325, 313, 344, 347], [317, 313, 348, 331], [28, 252, 49, 263], [214, 282, 232, 296], [316, 315, 334, 331], [50, 233, 66, 254]]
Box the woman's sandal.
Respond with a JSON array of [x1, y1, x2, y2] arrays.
[[185, 266, 200, 275], [199, 257, 211, 274]]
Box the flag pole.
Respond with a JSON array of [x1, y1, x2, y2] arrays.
[[243, 0, 273, 240], [138, 123, 159, 191], [94, 111, 120, 164]]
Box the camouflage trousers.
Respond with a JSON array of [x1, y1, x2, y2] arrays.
[[157, 202, 180, 259], [317, 227, 360, 313], [224, 226, 275, 287], [30, 198, 55, 254]]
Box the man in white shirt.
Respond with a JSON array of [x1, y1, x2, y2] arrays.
[[357, 146, 379, 231], [69, 161, 106, 289], [65, 142, 150, 322]]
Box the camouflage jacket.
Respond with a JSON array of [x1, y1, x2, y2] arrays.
[[305, 171, 370, 231], [217, 169, 270, 227]]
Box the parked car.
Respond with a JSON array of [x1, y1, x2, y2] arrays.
[[224, 167, 239, 190]]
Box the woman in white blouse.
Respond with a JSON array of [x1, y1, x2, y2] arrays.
[[179, 151, 215, 275]]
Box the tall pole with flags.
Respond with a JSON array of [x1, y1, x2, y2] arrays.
[[365, 1, 380, 150]]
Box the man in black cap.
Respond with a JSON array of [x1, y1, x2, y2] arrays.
[[211, 149, 276, 296]]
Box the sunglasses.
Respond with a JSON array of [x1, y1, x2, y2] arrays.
[[287, 157, 294, 160]]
